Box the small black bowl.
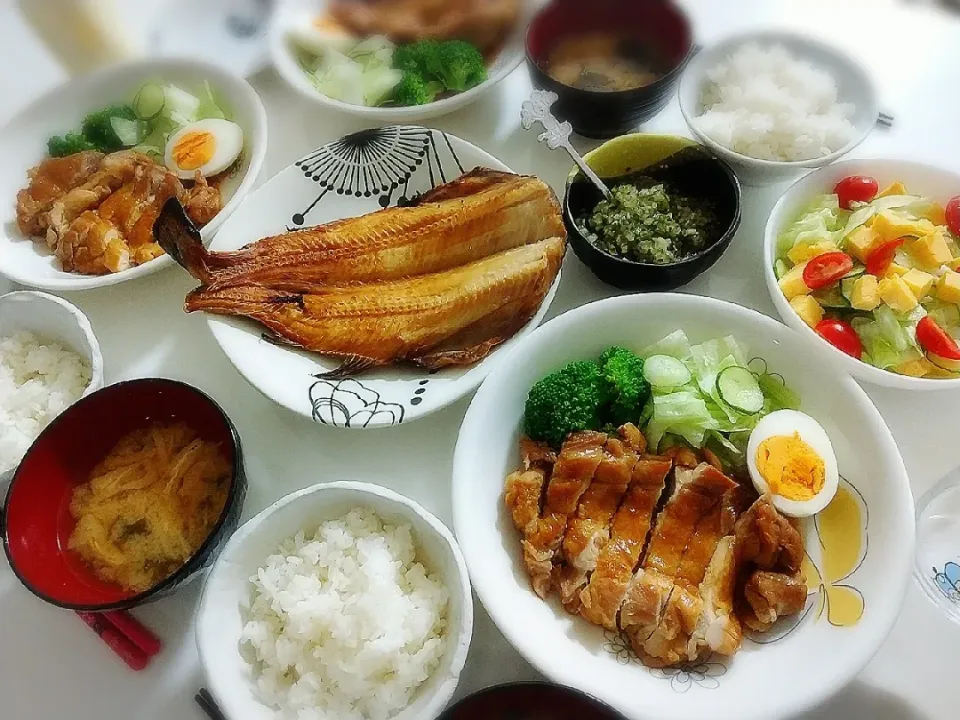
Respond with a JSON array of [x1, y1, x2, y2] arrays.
[[563, 134, 742, 291], [525, 0, 694, 139], [1, 378, 246, 611], [438, 682, 626, 720]]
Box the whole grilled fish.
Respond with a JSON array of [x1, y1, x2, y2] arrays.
[[184, 237, 566, 373], [154, 168, 564, 292]]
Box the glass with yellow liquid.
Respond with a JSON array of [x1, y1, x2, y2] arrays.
[[915, 469, 960, 624]]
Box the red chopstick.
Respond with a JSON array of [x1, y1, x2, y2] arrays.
[[75, 610, 162, 671]]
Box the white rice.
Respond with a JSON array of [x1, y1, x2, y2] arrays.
[[240, 507, 449, 720], [695, 42, 857, 162], [0, 331, 90, 474]]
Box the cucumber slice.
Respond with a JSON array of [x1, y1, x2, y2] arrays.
[[841, 264, 866, 279], [774, 259, 789, 280], [813, 285, 849, 309], [716, 366, 764, 414], [927, 352, 960, 372], [644, 354, 692, 388], [133, 83, 165, 121]]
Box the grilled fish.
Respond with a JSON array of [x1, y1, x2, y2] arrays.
[[182, 237, 565, 373], [155, 168, 565, 292]]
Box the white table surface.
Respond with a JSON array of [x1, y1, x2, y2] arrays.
[[1, 0, 958, 718]]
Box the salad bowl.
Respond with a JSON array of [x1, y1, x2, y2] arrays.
[[452, 293, 914, 720], [765, 158, 960, 390], [0, 57, 267, 291]]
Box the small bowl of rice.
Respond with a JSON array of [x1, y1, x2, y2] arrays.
[[197, 480, 473, 720], [678, 31, 879, 186], [0, 290, 103, 487]]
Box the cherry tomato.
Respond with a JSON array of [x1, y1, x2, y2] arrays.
[[916, 315, 960, 360], [802, 251, 854, 290], [865, 237, 906, 277], [834, 176, 879, 210], [945, 196, 960, 237], [815, 318, 863, 359]]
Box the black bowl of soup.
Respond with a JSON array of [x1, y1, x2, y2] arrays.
[[526, 0, 694, 138], [438, 682, 627, 720], [564, 134, 741, 291]]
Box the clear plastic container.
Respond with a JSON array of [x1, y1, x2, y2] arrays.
[[915, 468, 960, 624]]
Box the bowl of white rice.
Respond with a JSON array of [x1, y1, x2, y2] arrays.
[[197, 480, 473, 720], [678, 32, 879, 186], [0, 291, 103, 486]]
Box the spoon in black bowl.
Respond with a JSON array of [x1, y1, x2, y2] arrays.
[[520, 90, 611, 200]]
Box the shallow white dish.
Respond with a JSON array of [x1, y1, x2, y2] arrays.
[[453, 293, 914, 720], [765, 158, 960, 391], [197, 480, 473, 720], [269, 0, 533, 122], [0, 57, 268, 291], [678, 31, 878, 186], [199, 125, 561, 428], [0, 290, 104, 486]]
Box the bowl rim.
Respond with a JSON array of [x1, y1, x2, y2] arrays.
[[763, 157, 960, 389], [523, 0, 696, 101], [678, 29, 878, 169], [196, 479, 474, 720], [0, 56, 268, 291], [1, 377, 245, 611], [437, 680, 626, 719], [562, 134, 743, 270], [452, 292, 915, 720], [268, 1, 527, 118]]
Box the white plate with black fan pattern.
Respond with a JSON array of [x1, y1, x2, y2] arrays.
[[197, 126, 562, 428]]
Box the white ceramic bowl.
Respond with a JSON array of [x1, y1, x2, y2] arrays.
[[678, 31, 878, 186], [0, 290, 104, 487], [197, 481, 473, 720], [453, 293, 914, 720], [764, 158, 960, 390], [0, 58, 268, 291], [269, 0, 533, 122]]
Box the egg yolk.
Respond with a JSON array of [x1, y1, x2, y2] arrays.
[[755, 432, 825, 501], [172, 131, 216, 171]]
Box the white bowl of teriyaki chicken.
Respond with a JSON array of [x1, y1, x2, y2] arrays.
[[453, 293, 914, 720], [0, 57, 267, 291]]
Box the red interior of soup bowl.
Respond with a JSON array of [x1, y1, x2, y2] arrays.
[[2, 379, 239, 610], [526, 0, 692, 70]]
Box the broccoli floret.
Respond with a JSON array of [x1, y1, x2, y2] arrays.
[[393, 39, 443, 76], [435, 40, 487, 91], [392, 72, 443, 106], [47, 132, 96, 158], [599, 346, 651, 426], [80, 104, 137, 152], [523, 361, 607, 447]]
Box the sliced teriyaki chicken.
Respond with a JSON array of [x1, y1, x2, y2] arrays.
[[15, 151, 104, 236], [521, 431, 607, 598], [557, 426, 642, 612], [504, 438, 557, 536], [741, 570, 808, 631], [689, 536, 742, 657], [578, 453, 673, 630], [620, 463, 737, 662]]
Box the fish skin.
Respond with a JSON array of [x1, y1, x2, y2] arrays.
[[154, 168, 565, 292], [183, 237, 566, 371]]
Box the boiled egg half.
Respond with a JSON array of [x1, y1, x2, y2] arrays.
[[288, 15, 357, 56], [746, 410, 839, 518], [164, 119, 243, 180]]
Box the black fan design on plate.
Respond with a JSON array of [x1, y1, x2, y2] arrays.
[[290, 126, 466, 225]]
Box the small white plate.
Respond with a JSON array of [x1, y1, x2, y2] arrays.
[[453, 293, 914, 720], [0, 57, 267, 291], [269, 0, 535, 123], [202, 126, 561, 428]]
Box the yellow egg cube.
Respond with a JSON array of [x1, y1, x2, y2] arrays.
[[877, 181, 907, 198], [936, 270, 960, 303], [870, 210, 936, 242], [789, 295, 823, 328], [908, 229, 954, 269], [901, 268, 936, 300], [845, 226, 880, 262], [787, 241, 840, 265], [896, 358, 935, 377], [878, 276, 919, 313], [925, 202, 947, 226], [778, 262, 810, 300], [850, 274, 881, 311], [884, 263, 910, 278]]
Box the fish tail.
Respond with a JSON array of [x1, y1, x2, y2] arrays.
[[154, 199, 217, 284], [184, 285, 304, 314]]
